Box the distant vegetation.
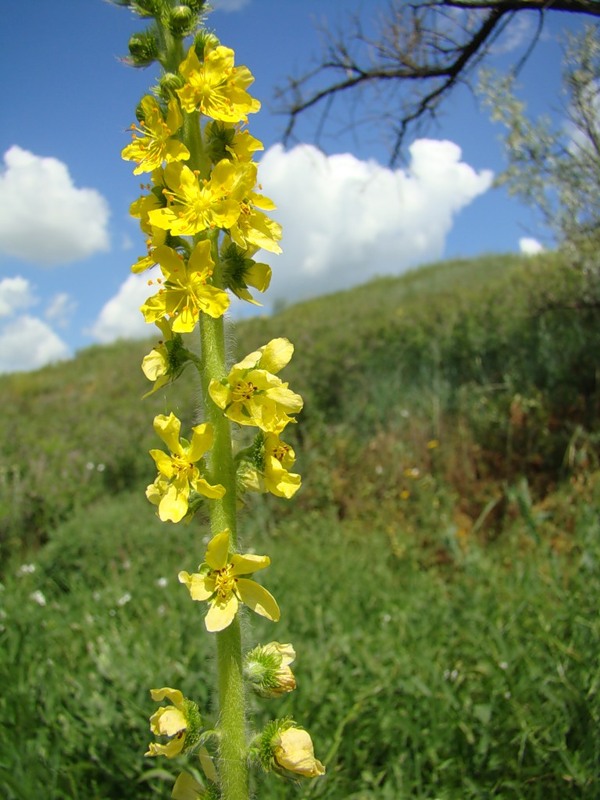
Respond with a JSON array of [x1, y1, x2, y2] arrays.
[[1, 251, 599, 798]]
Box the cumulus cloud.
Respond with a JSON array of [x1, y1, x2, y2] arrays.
[[0, 315, 70, 374], [0, 276, 36, 318], [88, 270, 158, 343], [519, 237, 544, 255], [258, 141, 493, 305], [0, 145, 110, 266], [0, 275, 71, 372]]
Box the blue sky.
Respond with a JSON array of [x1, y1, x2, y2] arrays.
[[0, 0, 582, 372]]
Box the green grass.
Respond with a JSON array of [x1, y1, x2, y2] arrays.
[[0, 250, 599, 798]]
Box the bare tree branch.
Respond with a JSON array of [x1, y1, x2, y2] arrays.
[[277, 0, 600, 164]]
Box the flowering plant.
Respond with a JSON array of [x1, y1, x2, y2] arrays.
[[114, 2, 324, 798]]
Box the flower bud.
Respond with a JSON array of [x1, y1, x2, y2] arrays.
[[252, 719, 325, 779], [193, 30, 220, 59], [131, 0, 161, 17], [127, 30, 159, 67], [244, 642, 296, 698], [168, 5, 197, 36], [158, 71, 185, 101], [273, 726, 326, 778]]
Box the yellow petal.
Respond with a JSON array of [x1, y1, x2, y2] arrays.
[[230, 552, 270, 576], [205, 595, 238, 632], [150, 687, 184, 705], [237, 578, 280, 622], [205, 530, 230, 570], [178, 571, 214, 601], [257, 338, 293, 373]]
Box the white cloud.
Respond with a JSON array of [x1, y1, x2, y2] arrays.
[[89, 140, 492, 344], [0, 276, 36, 318], [519, 237, 544, 255], [211, 0, 251, 10], [0, 315, 70, 374], [45, 292, 77, 328], [257, 141, 493, 305], [88, 270, 158, 344], [0, 146, 110, 266]]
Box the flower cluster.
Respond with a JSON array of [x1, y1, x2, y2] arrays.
[[118, 2, 323, 794]]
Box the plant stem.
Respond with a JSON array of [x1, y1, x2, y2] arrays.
[[200, 307, 248, 800]]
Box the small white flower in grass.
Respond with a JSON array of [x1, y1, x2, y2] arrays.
[[117, 592, 132, 606], [17, 563, 36, 576], [30, 590, 47, 606], [156, 577, 168, 588]]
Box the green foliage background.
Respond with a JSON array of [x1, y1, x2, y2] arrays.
[[1, 251, 599, 798]]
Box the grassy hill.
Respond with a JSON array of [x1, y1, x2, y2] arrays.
[[1, 251, 599, 798]]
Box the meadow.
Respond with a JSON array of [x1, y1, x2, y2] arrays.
[[0, 251, 599, 799]]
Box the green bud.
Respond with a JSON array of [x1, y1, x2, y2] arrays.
[[167, 5, 197, 36], [185, 0, 209, 12], [193, 30, 220, 59], [131, 0, 161, 17], [127, 30, 159, 66], [158, 71, 185, 101], [244, 642, 297, 698]]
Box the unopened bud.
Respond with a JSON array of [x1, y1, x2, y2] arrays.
[[127, 31, 159, 67], [193, 30, 220, 59], [251, 719, 325, 779], [158, 72, 185, 101], [244, 642, 296, 698], [168, 5, 196, 36]]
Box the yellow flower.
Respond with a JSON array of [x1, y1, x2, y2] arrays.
[[240, 432, 301, 499], [229, 188, 282, 255], [209, 338, 303, 434], [145, 687, 202, 759], [272, 726, 325, 778], [177, 45, 260, 122], [140, 242, 229, 331], [205, 120, 263, 164], [122, 95, 189, 174], [245, 641, 297, 698], [220, 238, 271, 304], [147, 413, 225, 523], [148, 160, 251, 236], [141, 320, 193, 397], [178, 530, 280, 632]]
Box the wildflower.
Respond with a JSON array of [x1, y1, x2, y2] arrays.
[[147, 160, 250, 236], [145, 687, 202, 758], [244, 642, 296, 698], [253, 719, 325, 778], [178, 530, 279, 632], [239, 432, 301, 499], [140, 242, 229, 331], [427, 439, 439, 450], [272, 726, 325, 778], [209, 338, 303, 434], [220, 238, 271, 305], [122, 95, 189, 174], [117, 592, 132, 607], [30, 590, 47, 607], [147, 413, 225, 523], [141, 320, 190, 397], [177, 45, 260, 122], [205, 120, 263, 164], [229, 187, 282, 255]]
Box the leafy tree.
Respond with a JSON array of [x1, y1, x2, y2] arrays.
[[480, 24, 600, 254]]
